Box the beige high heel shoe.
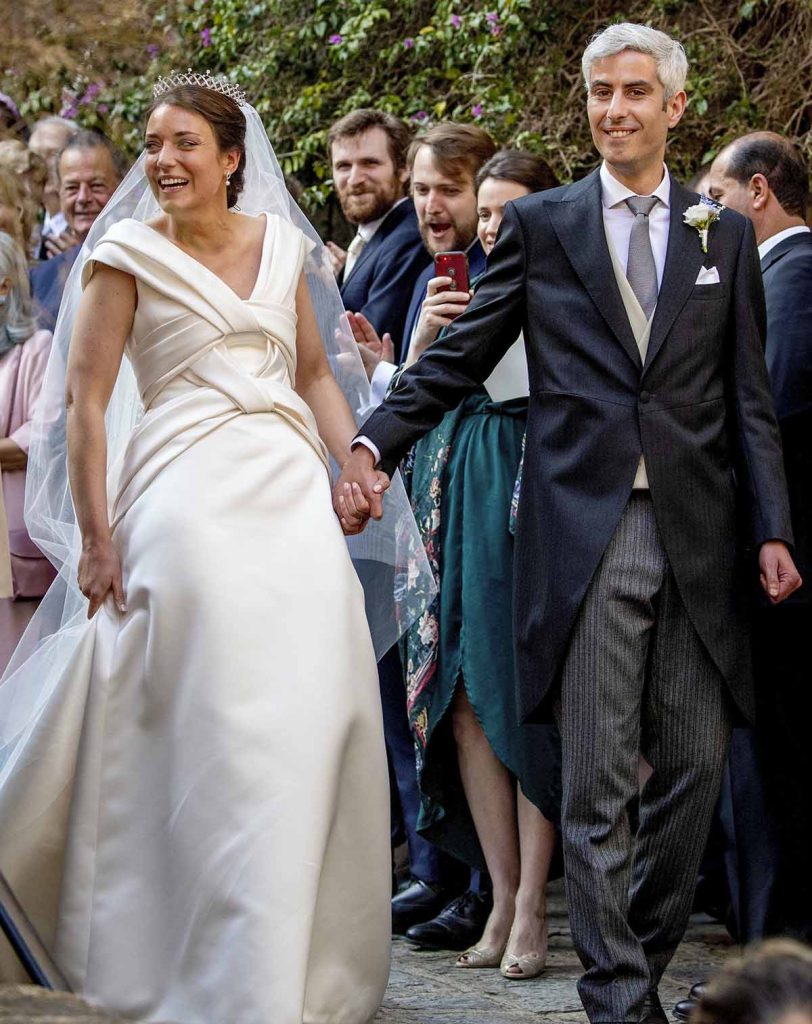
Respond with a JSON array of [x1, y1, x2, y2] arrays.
[[455, 943, 507, 968], [499, 918, 548, 980]]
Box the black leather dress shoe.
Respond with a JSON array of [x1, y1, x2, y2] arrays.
[[674, 980, 707, 1021], [404, 889, 493, 951], [391, 879, 453, 935], [640, 991, 668, 1023]]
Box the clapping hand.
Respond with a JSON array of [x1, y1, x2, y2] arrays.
[[333, 446, 390, 535], [345, 312, 395, 381], [44, 227, 80, 258], [759, 541, 802, 604], [326, 241, 348, 277]]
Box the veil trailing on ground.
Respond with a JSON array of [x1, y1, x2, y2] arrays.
[[0, 99, 434, 753]]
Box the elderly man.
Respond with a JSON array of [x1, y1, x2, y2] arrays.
[[28, 116, 78, 257], [30, 130, 125, 330], [338, 23, 800, 1024]]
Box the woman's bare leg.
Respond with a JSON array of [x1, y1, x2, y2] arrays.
[[451, 687, 519, 954]]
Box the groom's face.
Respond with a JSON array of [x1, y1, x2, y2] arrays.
[[587, 51, 686, 180]]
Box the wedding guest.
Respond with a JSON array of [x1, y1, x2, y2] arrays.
[[30, 130, 124, 330], [0, 232, 54, 671], [338, 22, 799, 1023], [395, 149, 561, 979], [366, 122, 501, 952], [0, 141, 48, 258], [356, 122, 496, 413], [28, 116, 77, 258], [328, 109, 429, 357], [0, 169, 30, 252], [670, 136, 812, 1022], [691, 939, 812, 1024]]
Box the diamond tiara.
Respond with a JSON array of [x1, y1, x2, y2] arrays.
[[153, 69, 246, 107]]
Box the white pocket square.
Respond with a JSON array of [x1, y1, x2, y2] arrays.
[[695, 266, 720, 285]]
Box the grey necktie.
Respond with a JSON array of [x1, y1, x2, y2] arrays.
[[624, 196, 659, 319]]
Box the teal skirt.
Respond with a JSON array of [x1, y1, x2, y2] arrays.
[[408, 390, 561, 870]]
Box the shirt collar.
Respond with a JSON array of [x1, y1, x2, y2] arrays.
[[600, 161, 671, 210], [757, 224, 810, 260], [357, 196, 408, 243]]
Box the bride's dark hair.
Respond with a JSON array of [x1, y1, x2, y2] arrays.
[[147, 85, 246, 208]]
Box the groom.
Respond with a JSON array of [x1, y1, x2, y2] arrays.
[[336, 22, 801, 1024]]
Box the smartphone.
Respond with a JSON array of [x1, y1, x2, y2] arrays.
[[434, 251, 470, 295]]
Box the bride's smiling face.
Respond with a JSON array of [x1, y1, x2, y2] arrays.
[[144, 104, 240, 213]]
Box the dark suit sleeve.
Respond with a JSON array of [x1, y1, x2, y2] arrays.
[[357, 241, 429, 354], [764, 246, 812, 422], [728, 220, 793, 547], [359, 202, 527, 475]]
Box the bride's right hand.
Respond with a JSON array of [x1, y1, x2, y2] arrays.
[[78, 539, 126, 619]]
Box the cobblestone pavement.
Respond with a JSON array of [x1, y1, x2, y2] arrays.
[[0, 880, 735, 1022], [374, 880, 736, 1023]]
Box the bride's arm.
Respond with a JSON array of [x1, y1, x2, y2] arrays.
[[65, 264, 136, 617], [293, 274, 388, 533]]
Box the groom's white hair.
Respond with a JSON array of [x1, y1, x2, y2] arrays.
[[582, 23, 689, 101]]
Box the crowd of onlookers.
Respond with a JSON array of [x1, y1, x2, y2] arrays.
[[0, 84, 809, 1021]]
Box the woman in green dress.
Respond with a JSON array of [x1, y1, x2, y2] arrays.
[[400, 150, 562, 980]]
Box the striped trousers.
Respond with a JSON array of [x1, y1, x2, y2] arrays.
[[556, 493, 732, 1023]]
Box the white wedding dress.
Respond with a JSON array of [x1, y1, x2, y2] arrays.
[[0, 212, 391, 1023]]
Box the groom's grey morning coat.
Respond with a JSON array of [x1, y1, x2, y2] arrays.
[[360, 168, 793, 723]]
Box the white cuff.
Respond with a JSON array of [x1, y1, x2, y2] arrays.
[[352, 436, 382, 466], [370, 361, 397, 407]]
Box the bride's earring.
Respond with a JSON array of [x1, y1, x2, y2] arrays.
[[225, 170, 232, 187]]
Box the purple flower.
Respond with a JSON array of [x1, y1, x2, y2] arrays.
[[471, 103, 484, 118], [60, 104, 78, 119], [403, 37, 415, 49], [200, 26, 212, 47], [80, 82, 103, 105], [328, 33, 343, 45], [450, 14, 461, 28], [410, 110, 428, 123], [97, 103, 109, 114], [146, 44, 160, 59], [486, 11, 499, 22], [489, 22, 502, 36]]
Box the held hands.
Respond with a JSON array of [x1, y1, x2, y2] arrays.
[[759, 541, 802, 604], [411, 276, 472, 359], [345, 312, 395, 382], [77, 538, 126, 619], [333, 445, 390, 535]]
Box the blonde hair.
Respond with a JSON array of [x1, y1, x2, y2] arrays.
[[0, 169, 29, 251], [0, 232, 37, 343], [582, 23, 689, 101]]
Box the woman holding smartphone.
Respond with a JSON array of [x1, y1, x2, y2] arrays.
[[397, 150, 563, 980]]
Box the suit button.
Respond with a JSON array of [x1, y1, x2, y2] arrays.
[[639, 390, 651, 403]]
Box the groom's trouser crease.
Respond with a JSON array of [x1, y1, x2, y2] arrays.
[[555, 493, 732, 1022]]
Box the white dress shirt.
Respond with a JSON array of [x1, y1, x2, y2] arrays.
[[757, 224, 810, 260]]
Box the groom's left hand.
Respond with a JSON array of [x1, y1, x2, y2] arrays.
[[759, 541, 802, 604]]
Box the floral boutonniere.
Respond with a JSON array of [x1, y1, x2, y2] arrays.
[[683, 196, 723, 254]]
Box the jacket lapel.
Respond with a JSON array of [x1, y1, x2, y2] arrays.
[[547, 170, 642, 371], [760, 230, 812, 274], [643, 178, 706, 373], [344, 199, 412, 285]]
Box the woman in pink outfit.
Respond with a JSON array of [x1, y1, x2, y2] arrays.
[[0, 230, 54, 669]]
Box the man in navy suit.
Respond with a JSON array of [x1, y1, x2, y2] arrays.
[[30, 130, 124, 330], [327, 110, 429, 360]]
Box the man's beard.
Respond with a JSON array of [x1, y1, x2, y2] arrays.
[[419, 208, 479, 255], [339, 178, 402, 225]]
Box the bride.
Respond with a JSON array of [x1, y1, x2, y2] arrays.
[[0, 74, 432, 1023]]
